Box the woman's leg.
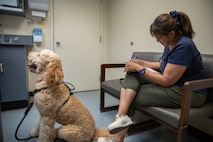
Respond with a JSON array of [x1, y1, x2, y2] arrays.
[[108, 73, 151, 134], [107, 88, 135, 136], [114, 128, 128, 142], [117, 88, 137, 115], [117, 73, 145, 115], [107, 73, 141, 134]]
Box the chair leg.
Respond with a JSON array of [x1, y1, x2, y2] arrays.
[[100, 88, 105, 112], [100, 89, 118, 112], [177, 127, 188, 142]]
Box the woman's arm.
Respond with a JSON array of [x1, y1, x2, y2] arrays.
[[132, 59, 161, 71], [144, 63, 187, 86], [125, 61, 187, 87]]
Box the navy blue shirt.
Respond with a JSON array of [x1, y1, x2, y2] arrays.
[[160, 36, 206, 93]]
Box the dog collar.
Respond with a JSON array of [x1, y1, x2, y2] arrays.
[[33, 83, 74, 95], [33, 87, 49, 94], [61, 95, 70, 107]]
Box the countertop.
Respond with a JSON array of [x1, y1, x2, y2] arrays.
[[0, 34, 33, 46]]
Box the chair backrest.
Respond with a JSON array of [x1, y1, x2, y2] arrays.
[[201, 54, 213, 102], [132, 52, 162, 62], [132, 52, 213, 102]]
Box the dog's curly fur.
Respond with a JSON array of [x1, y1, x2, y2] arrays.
[[27, 49, 112, 142]]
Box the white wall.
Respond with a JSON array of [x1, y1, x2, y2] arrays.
[[0, 11, 52, 50], [1, 0, 213, 91], [104, 0, 213, 64]]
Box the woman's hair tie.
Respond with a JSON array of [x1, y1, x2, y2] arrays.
[[170, 10, 181, 22]]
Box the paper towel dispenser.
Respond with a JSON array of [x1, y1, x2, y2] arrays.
[[28, 0, 49, 18]]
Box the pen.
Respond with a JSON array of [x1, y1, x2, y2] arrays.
[[132, 56, 138, 59]]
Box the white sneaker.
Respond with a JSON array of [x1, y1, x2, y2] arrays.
[[107, 115, 133, 134], [97, 137, 114, 142]]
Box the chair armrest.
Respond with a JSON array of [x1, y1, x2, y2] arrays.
[[179, 78, 213, 128], [184, 78, 213, 92], [100, 63, 125, 82]]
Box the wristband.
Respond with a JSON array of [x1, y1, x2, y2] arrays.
[[139, 67, 146, 75]]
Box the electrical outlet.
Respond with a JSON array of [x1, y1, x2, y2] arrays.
[[26, 19, 30, 27], [40, 19, 47, 28]]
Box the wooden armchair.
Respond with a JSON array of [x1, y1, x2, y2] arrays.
[[100, 52, 213, 142]]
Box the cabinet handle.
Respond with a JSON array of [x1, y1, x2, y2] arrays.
[[0, 63, 3, 73]]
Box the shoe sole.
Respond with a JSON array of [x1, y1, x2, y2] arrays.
[[108, 120, 133, 134], [108, 125, 129, 134]]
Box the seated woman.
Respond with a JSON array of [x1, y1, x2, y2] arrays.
[[99, 10, 207, 142]]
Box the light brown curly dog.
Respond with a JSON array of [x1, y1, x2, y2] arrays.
[[27, 49, 112, 142]]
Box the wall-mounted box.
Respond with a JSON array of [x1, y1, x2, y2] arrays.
[[28, 0, 49, 18], [0, 0, 25, 16]]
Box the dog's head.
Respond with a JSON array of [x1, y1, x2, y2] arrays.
[[27, 49, 64, 85]]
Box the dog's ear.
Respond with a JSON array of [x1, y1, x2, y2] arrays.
[[45, 64, 64, 85]]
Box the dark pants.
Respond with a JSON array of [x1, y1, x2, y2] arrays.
[[121, 73, 207, 117]]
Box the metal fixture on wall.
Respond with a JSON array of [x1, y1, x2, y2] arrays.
[[28, 0, 49, 18]]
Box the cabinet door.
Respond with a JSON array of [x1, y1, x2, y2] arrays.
[[0, 59, 28, 102], [0, 46, 28, 103]]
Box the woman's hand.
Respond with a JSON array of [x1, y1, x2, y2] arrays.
[[124, 60, 143, 72], [131, 59, 142, 65]]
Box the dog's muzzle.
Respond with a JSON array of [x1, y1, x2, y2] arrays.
[[27, 63, 37, 70]]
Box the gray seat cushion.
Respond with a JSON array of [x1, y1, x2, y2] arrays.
[[101, 79, 122, 99], [140, 102, 213, 128]]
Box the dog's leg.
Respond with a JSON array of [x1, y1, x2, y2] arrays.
[[57, 125, 93, 142], [29, 114, 41, 137], [38, 116, 55, 142]]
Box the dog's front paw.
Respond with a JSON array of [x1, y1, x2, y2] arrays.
[[29, 128, 39, 137], [52, 128, 60, 139]]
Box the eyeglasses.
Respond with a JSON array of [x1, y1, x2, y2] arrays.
[[155, 35, 165, 40]]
